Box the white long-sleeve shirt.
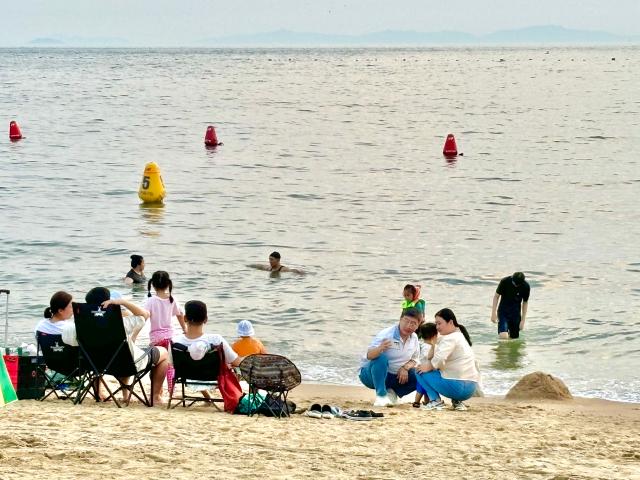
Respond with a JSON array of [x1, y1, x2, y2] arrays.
[[431, 330, 479, 382]]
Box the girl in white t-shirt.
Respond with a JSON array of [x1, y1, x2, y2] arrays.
[[145, 271, 186, 394]]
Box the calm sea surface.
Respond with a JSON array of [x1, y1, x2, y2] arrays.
[[1, 47, 639, 402]]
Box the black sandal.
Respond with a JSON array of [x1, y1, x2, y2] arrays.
[[342, 410, 384, 420]]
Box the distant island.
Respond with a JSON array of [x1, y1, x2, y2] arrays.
[[29, 37, 66, 46], [26, 35, 128, 47], [23, 26, 640, 48]]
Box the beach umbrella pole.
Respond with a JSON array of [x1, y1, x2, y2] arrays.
[[0, 290, 9, 348]]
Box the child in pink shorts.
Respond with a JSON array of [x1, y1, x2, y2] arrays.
[[144, 271, 186, 395]]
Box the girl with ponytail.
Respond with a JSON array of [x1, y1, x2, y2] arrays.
[[144, 271, 186, 395], [415, 308, 479, 411], [35, 291, 74, 335]]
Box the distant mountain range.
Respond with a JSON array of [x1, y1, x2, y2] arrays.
[[27, 35, 128, 47], [25, 26, 639, 47]]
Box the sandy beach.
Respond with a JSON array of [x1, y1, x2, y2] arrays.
[[1, 383, 638, 480]]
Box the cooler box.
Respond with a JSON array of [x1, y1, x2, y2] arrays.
[[2, 355, 45, 400]]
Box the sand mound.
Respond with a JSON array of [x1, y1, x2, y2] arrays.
[[506, 372, 572, 400]]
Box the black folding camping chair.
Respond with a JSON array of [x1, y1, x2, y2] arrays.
[[36, 331, 93, 402], [168, 342, 223, 409], [239, 354, 301, 418], [72, 302, 153, 407]]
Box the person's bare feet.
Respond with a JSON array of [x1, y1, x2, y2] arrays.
[[122, 389, 131, 403]]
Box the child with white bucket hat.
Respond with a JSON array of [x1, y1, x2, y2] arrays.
[[232, 320, 267, 357]]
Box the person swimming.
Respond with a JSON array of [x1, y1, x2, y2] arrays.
[[249, 251, 305, 275], [124, 254, 146, 285]]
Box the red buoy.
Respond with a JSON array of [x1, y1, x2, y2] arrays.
[[443, 134, 458, 157], [9, 121, 23, 141], [204, 125, 221, 146]]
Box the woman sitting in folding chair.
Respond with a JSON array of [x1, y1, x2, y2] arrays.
[[62, 287, 169, 406], [36, 291, 83, 400], [35, 291, 74, 335]]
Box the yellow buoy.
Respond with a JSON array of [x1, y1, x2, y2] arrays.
[[138, 162, 166, 204]]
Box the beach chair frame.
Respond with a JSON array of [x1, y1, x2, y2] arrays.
[[36, 331, 93, 402], [239, 354, 301, 418], [72, 303, 153, 408], [168, 342, 223, 409]]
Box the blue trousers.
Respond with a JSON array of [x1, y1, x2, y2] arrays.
[[359, 354, 417, 397], [416, 370, 477, 402], [498, 312, 521, 338]]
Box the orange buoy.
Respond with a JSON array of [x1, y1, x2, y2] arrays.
[[204, 125, 222, 147], [443, 134, 458, 158], [9, 121, 22, 140]]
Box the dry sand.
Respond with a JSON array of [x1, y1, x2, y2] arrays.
[[0, 383, 639, 480]]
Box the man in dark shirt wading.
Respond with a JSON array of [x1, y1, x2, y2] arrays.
[[491, 272, 530, 339]]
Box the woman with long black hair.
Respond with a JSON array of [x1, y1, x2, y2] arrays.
[[416, 308, 479, 411]]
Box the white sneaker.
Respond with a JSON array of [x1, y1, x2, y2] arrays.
[[386, 389, 399, 405], [373, 395, 392, 407], [452, 400, 468, 411], [421, 399, 445, 411]]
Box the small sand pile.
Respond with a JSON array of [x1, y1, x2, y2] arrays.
[[506, 372, 573, 400]]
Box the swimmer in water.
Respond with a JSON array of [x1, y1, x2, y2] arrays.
[[124, 254, 146, 285], [249, 251, 304, 275]]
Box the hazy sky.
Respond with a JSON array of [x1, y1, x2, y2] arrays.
[[2, 0, 639, 45]]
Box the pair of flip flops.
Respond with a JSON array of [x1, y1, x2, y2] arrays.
[[305, 403, 341, 419], [341, 410, 384, 421]]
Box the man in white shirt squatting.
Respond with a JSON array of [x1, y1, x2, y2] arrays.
[[359, 308, 421, 407]]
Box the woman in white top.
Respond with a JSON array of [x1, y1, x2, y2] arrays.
[[35, 291, 74, 335], [416, 308, 479, 411]]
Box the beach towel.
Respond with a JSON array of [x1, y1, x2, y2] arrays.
[[217, 350, 243, 413], [0, 355, 18, 406]]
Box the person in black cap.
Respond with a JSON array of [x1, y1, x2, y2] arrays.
[[249, 251, 304, 275], [491, 272, 530, 339]]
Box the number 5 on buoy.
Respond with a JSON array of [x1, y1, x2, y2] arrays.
[[138, 162, 166, 204]]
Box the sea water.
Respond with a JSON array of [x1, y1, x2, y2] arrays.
[[1, 47, 639, 402]]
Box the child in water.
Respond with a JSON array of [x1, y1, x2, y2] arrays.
[[413, 322, 438, 408], [145, 271, 186, 395], [402, 284, 426, 323]]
